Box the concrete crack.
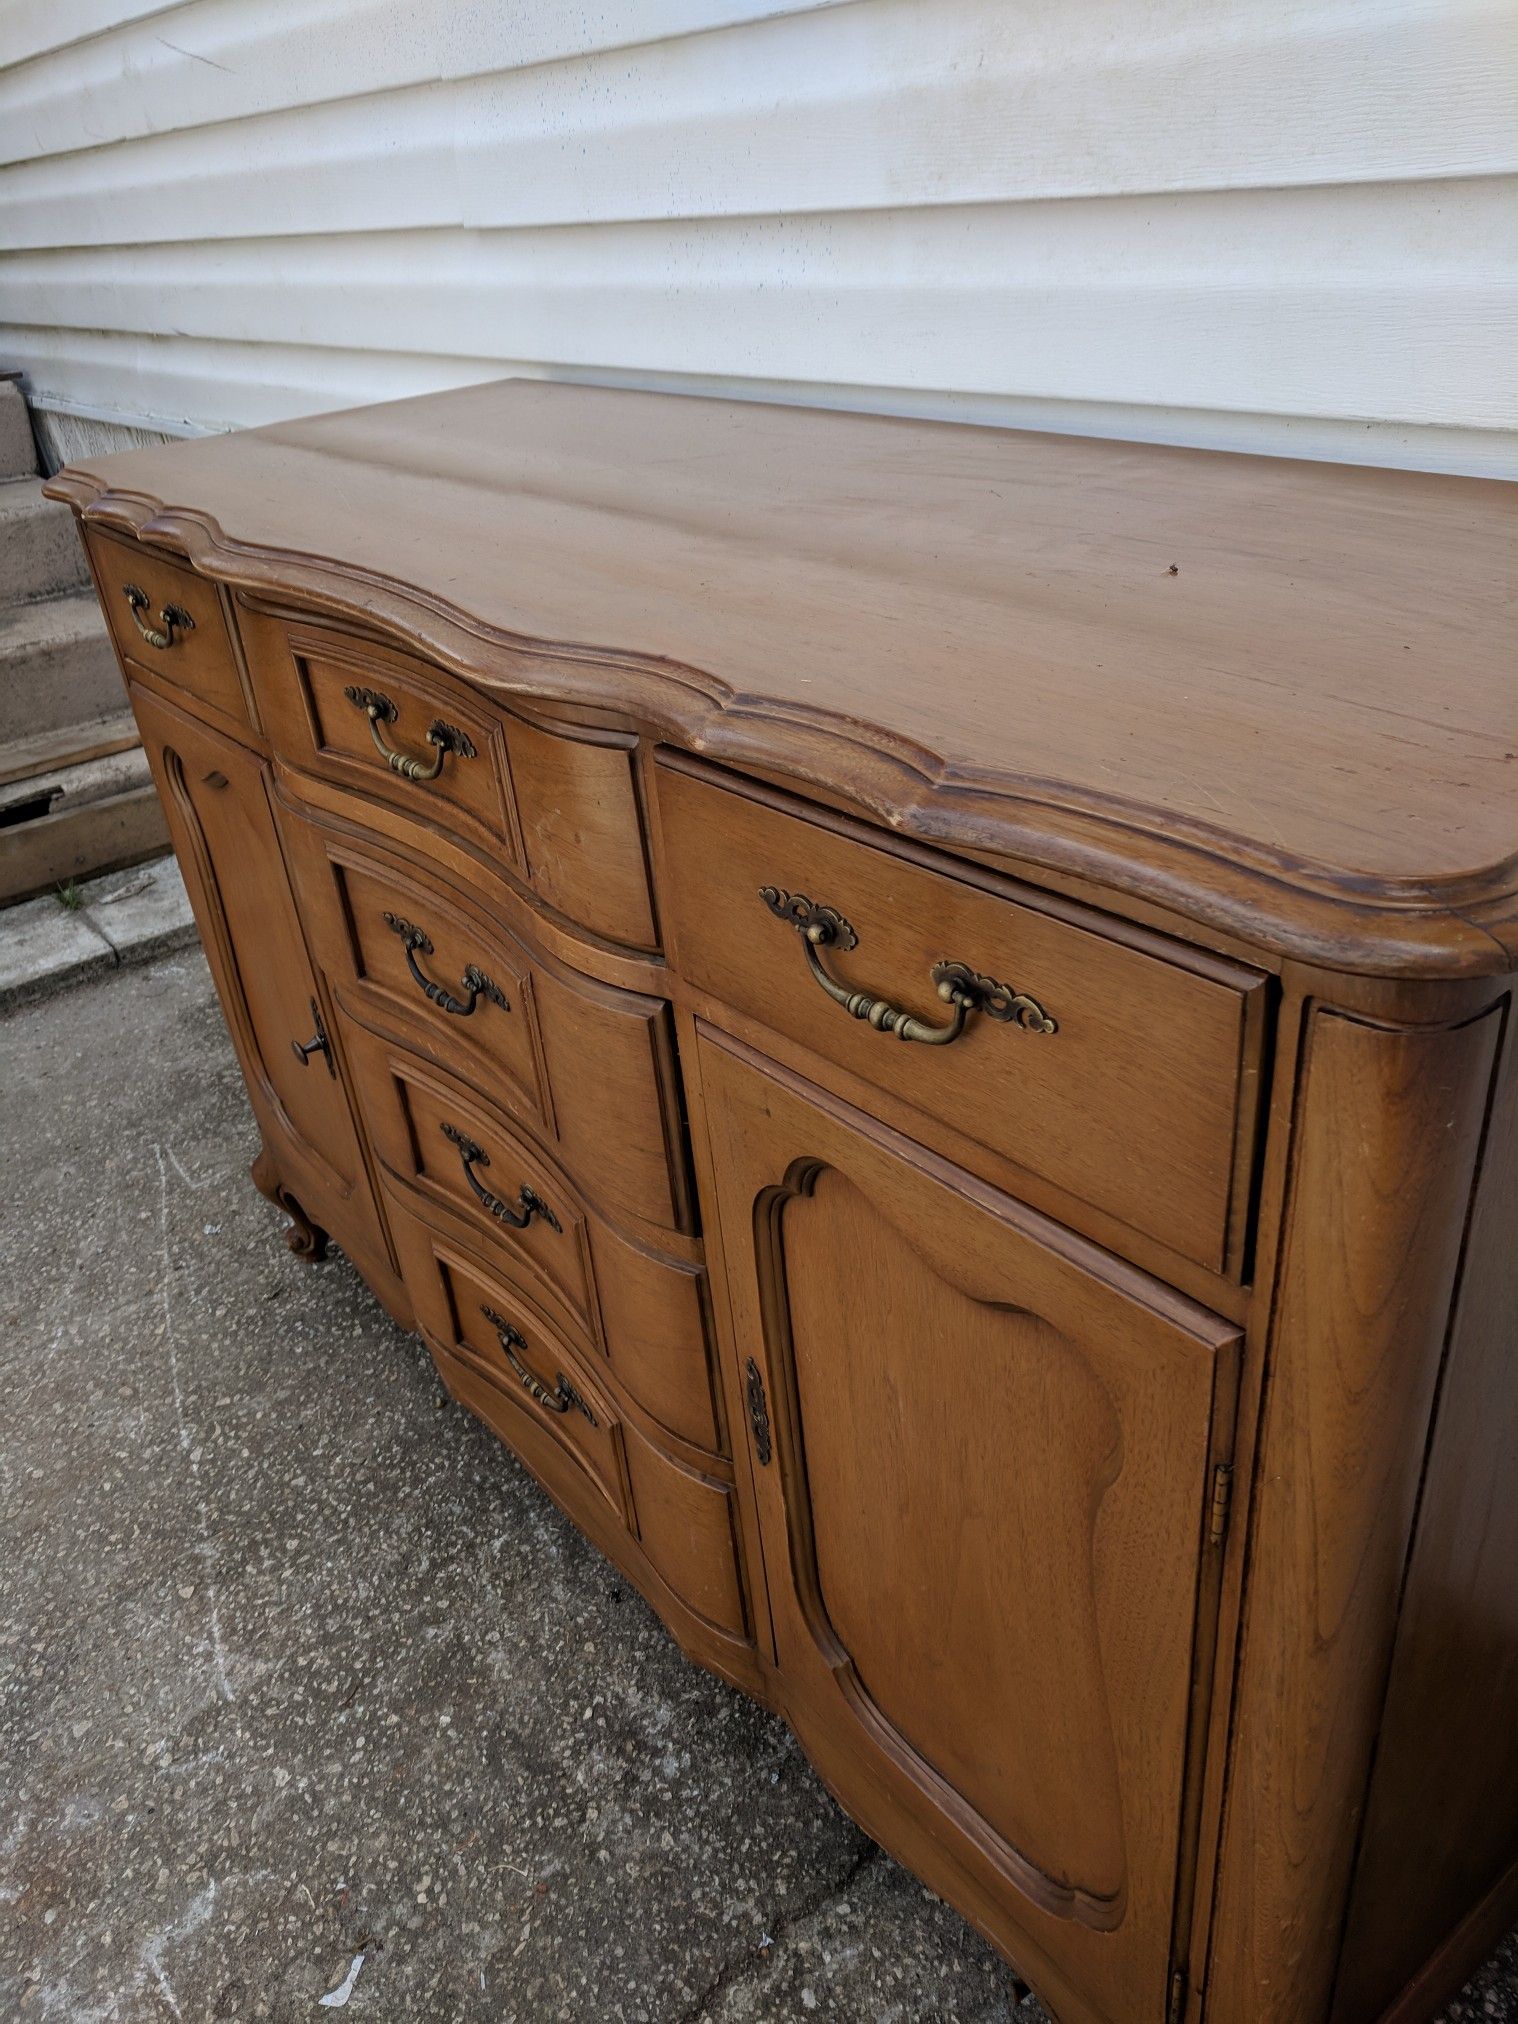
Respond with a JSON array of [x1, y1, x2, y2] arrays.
[[153, 1141, 235, 1703], [670, 1837, 881, 2023]]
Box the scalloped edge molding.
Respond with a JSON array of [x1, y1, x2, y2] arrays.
[[47, 468, 1518, 983]]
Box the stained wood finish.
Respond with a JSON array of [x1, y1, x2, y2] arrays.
[[274, 780, 692, 1238], [387, 1196, 748, 1643], [51, 385, 1518, 2024], [658, 754, 1267, 1275], [238, 599, 658, 952], [47, 379, 1518, 977], [86, 525, 253, 734], [1206, 1000, 1504, 2023], [1331, 1005, 1518, 2024], [343, 1015, 720, 1456], [130, 681, 397, 1303], [390, 1204, 634, 1526], [696, 1027, 1240, 2021]]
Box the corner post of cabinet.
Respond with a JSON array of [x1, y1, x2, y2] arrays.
[[1203, 965, 1508, 2023]]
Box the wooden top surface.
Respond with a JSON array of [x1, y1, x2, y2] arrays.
[[49, 379, 1518, 977]]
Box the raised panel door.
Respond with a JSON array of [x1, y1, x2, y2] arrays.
[[696, 1028, 1240, 2022], [131, 681, 389, 1279]]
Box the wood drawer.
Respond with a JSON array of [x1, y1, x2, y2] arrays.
[[658, 757, 1268, 1276], [393, 1205, 630, 1524], [275, 784, 691, 1237], [391, 1201, 747, 1640], [343, 1017, 722, 1453], [85, 528, 250, 731], [237, 602, 658, 951]]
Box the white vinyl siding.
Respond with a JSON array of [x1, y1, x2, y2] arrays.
[[3, 0, 1515, 473]]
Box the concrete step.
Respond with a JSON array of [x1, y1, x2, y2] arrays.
[[0, 477, 89, 605], [0, 707, 139, 791], [0, 739, 149, 821], [0, 743, 167, 904], [0, 381, 38, 481], [0, 591, 121, 746], [0, 853, 195, 1010]]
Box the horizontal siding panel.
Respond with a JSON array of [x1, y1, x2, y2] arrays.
[[0, 326, 511, 429], [9, 327, 1513, 482], [5, 181, 1513, 428], [0, 0, 177, 75], [4, 0, 1516, 255], [4, 0, 1515, 472], [0, 0, 835, 167]]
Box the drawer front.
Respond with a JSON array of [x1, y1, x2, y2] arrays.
[[275, 788, 690, 1236], [345, 1019, 721, 1452], [393, 1206, 630, 1523], [391, 1199, 747, 1641], [238, 603, 657, 950], [86, 528, 250, 730], [658, 758, 1267, 1275]]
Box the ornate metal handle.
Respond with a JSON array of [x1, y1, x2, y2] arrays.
[[758, 887, 1057, 1045], [481, 1305, 596, 1423], [441, 1122, 561, 1232], [343, 685, 477, 783], [382, 912, 507, 1018], [123, 583, 195, 651], [291, 998, 335, 1075]]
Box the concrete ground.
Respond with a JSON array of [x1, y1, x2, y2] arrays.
[[1, 949, 1515, 2023]]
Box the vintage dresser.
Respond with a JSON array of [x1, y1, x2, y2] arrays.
[[47, 383, 1518, 2024]]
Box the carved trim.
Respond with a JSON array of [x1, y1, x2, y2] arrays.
[[749, 1154, 1126, 1931], [151, 728, 354, 1204], [45, 476, 1517, 980], [251, 1146, 329, 1262]]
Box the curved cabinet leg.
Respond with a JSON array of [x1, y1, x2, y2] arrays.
[[251, 1146, 330, 1263]]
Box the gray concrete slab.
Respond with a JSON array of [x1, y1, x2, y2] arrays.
[[0, 886, 115, 1006], [0, 477, 89, 605], [1, 952, 1514, 2023], [0, 380, 37, 481], [0, 592, 122, 748], [79, 855, 196, 966], [0, 855, 196, 1008]]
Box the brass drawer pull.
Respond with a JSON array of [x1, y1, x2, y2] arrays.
[[481, 1305, 596, 1423], [382, 912, 508, 1018], [343, 684, 477, 782], [123, 583, 195, 651], [759, 886, 1057, 1044], [441, 1121, 561, 1232]]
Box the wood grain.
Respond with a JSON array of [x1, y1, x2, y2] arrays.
[[86, 525, 252, 732], [51, 396, 1518, 2024], [1205, 1000, 1503, 2023], [131, 679, 396, 1294], [45, 379, 1518, 976], [696, 1025, 1241, 2022], [341, 1012, 720, 1456], [658, 751, 1267, 1274], [275, 780, 692, 1239], [1332, 999, 1518, 2023]]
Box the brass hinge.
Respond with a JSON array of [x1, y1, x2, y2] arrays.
[[1208, 1462, 1234, 1547], [1167, 1966, 1187, 2024]]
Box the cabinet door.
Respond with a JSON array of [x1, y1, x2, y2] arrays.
[[132, 682, 387, 1273], [696, 1029, 1240, 2024]]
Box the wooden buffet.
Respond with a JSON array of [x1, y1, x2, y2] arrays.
[[47, 381, 1518, 2024]]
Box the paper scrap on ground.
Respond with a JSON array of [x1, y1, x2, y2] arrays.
[[318, 1953, 365, 2008]]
